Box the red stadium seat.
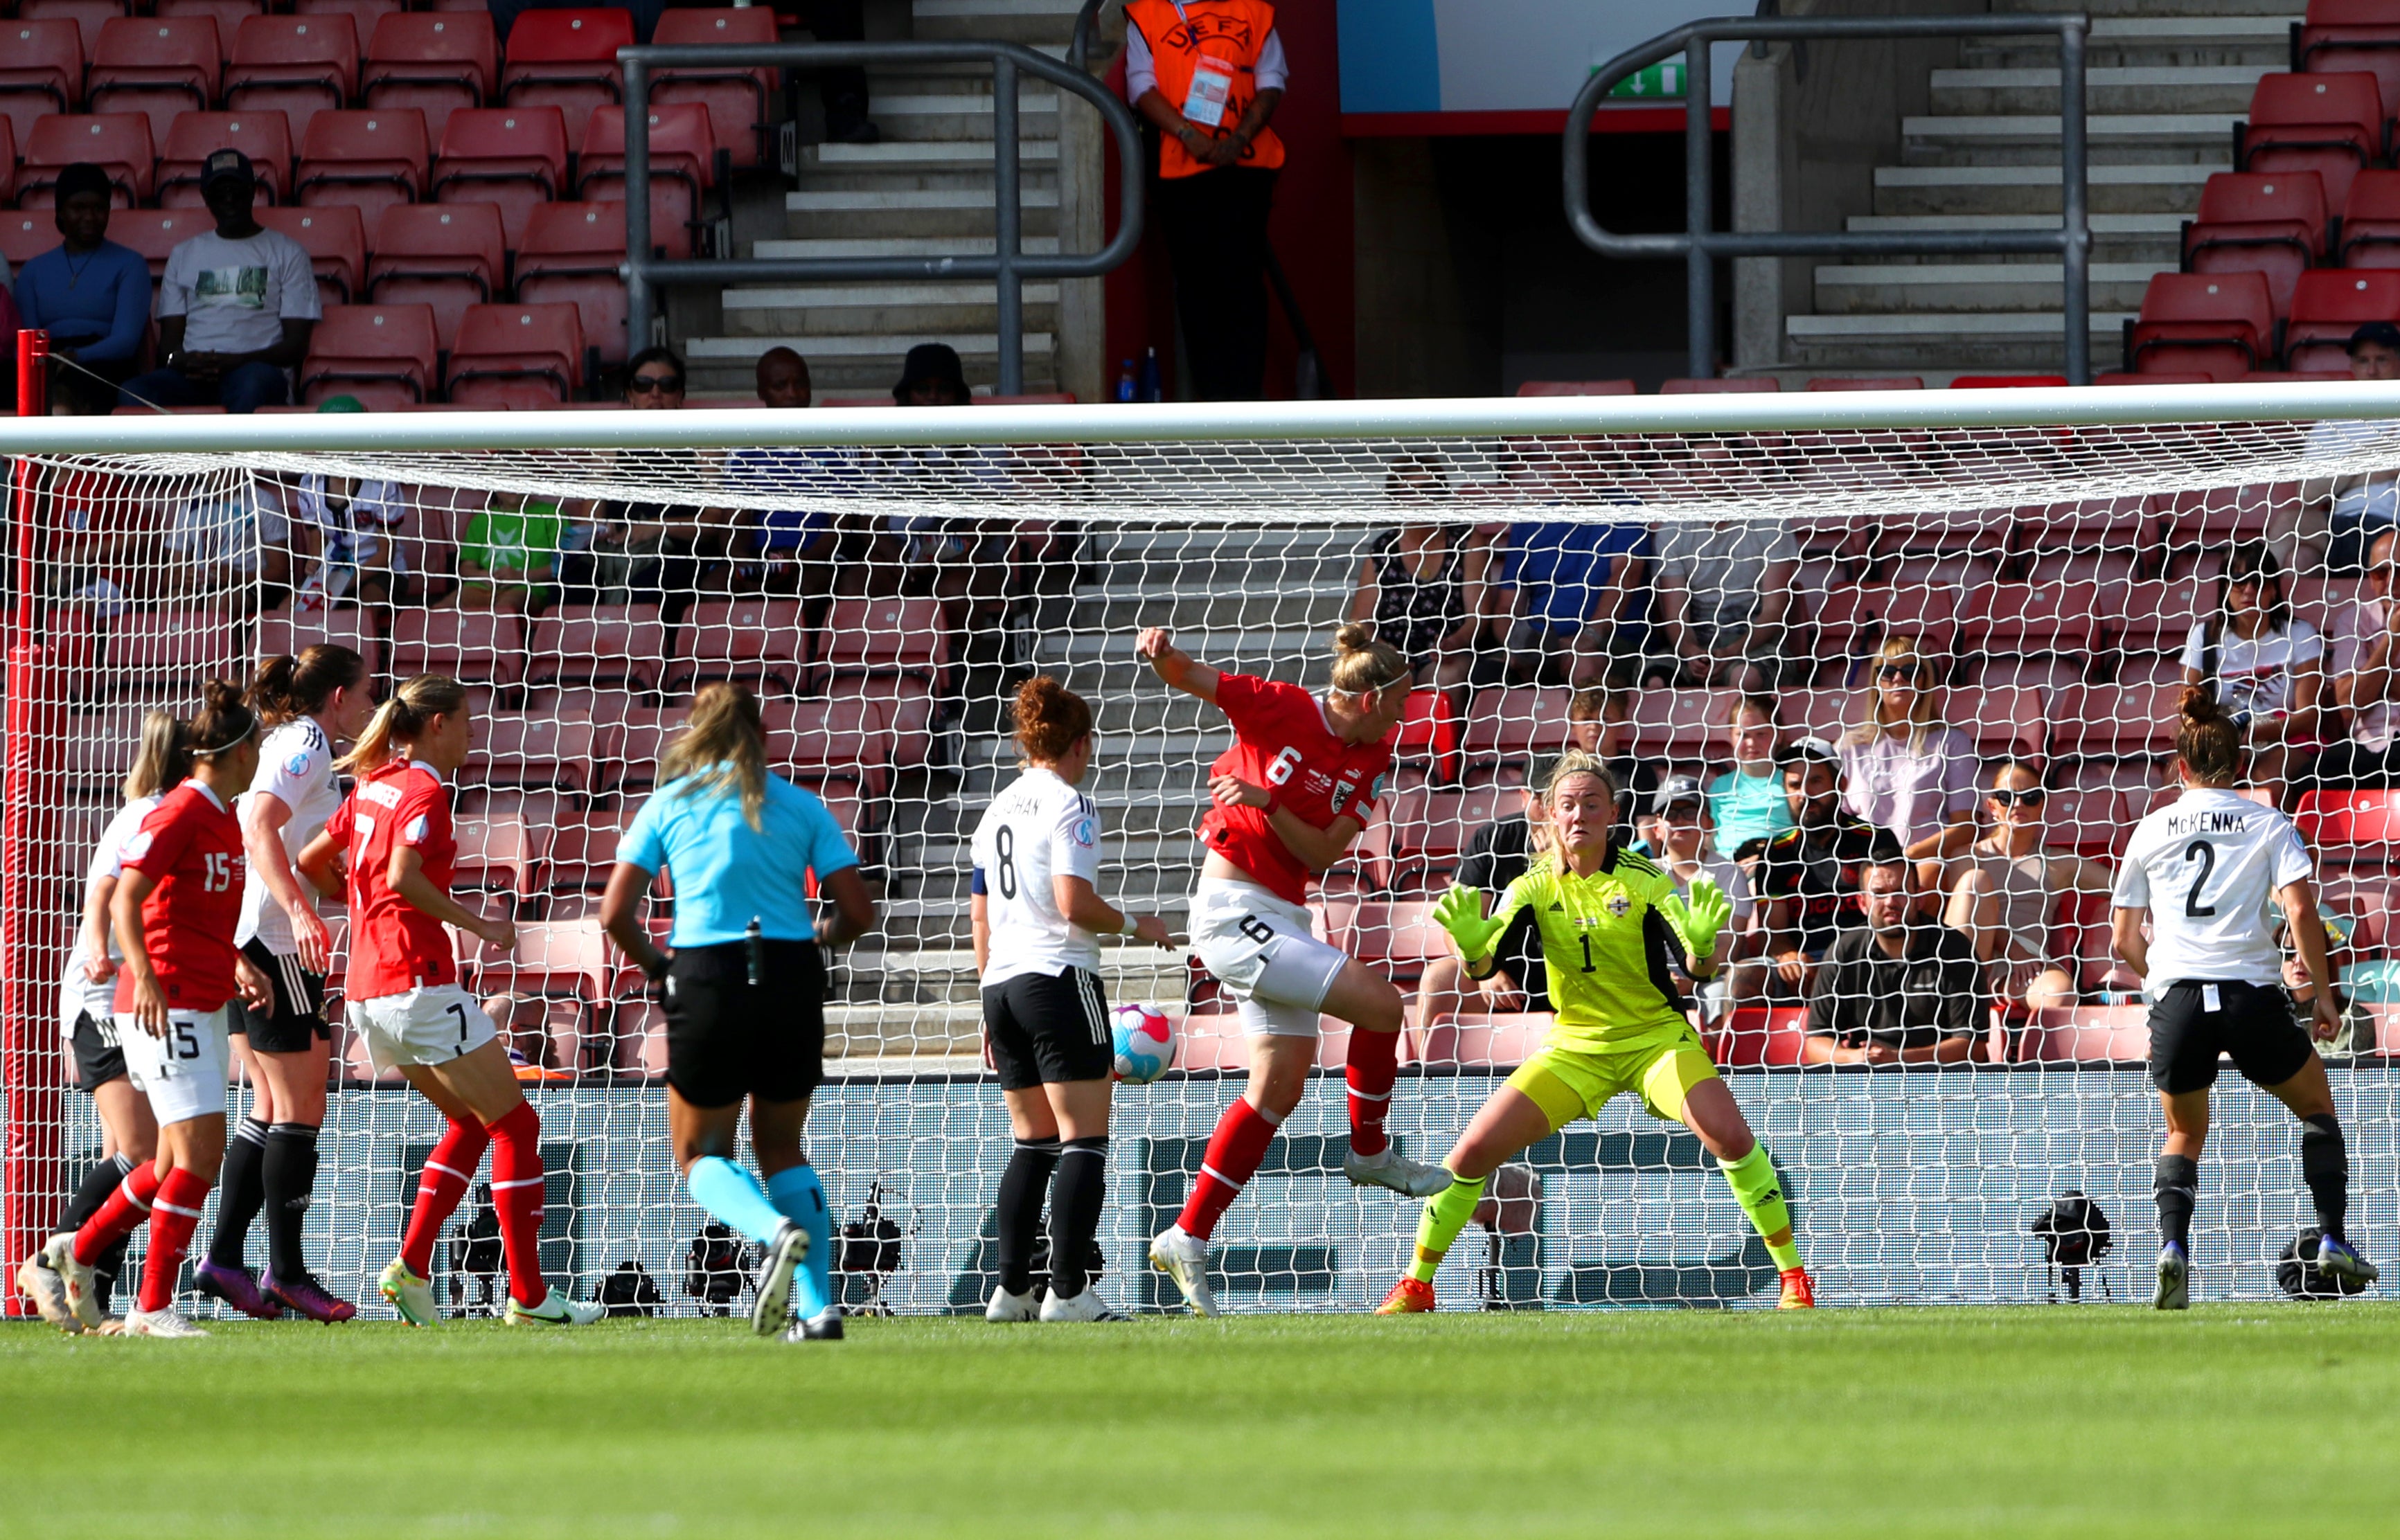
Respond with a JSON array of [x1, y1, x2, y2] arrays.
[[1378, 784, 1509, 893], [444, 302, 585, 409], [2024, 1006, 2149, 1064], [2296, 789, 2400, 855], [1704, 1007, 1810, 1067], [467, 711, 597, 793], [19, 113, 156, 208], [432, 105, 571, 249], [296, 107, 430, 222], [157, 0, 262, 34], [104, 609, 242, 684], [818, 596, 948, 681], [2183, 170, 2328, 318], [765, 693, 895, 798], [1628, 688, 1727, 759], [158, 109, 293, 206], [0, 212, 59, 273], [109, 208, 209, 283], [2237, 70, 2387, 210], [224, 12, 360, 145], [256, 604, 375, 669], [18, 0, 125, 60], [1461, 685, 1574, 766], [2094, 370, 2213, 385], [513, 201, 629, 365], [391, 606, 525, 688], [1958, 580, 2106, 659], [1804, 376, 1924, 390], [652, 6, 777, 168], [1513, 379, 1636, 396], [1393, 686, 1460, 782], [1948, 374, 2071, 388], [0, 120, 23, 206], [1949, 683, 2050, 760], [257, 202, 367, 305], [2285, 269, 2400, 370], [1811, 582, 1960, 673], [362, 10, 495, 143], [1659, 377, 1779, 393], [294, 0, 402, 44], [2297, 0, 2400, 110], [0, 21, 85, 152], [2107, 573, 2212, 654], [525, 605, 667, 692], [2338, 168, 2400, 267], [2052, 677, 2187, 757], [87, 16, 222, 145], [299, 301, 436, 406], [366, 199, 502, 350], [498, 7, 633, 146], [574, 103, 717, 262], [450, 810, 542, 899], [2126, 271, 2275, 380], [669, 599, 808, 692]]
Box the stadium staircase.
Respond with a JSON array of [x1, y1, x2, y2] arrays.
[[684, 0, 1076, 396], [1786, 0, 2305, 373]]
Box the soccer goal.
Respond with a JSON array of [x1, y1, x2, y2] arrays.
[[6, 382, 2400, 1317]]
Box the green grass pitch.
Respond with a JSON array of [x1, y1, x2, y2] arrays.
[[8, 1305, 2400, 1537]]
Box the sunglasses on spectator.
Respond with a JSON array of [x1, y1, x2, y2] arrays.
[[629, 373, 684, 394], [1661, 802, 1705, 821], [1876, 663, 1923, 683], [1987, 787, 2046, 807]]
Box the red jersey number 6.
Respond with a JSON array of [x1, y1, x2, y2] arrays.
[[1265, 746, 1302, 787]]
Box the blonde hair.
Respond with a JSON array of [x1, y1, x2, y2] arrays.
[[1329, 621, 1412, 697], [124, 708, 190, 800], [1851, 634, 1946, 754], [341, 674, 468, 775], [1538, 749, 1619, 868], [659, 681, 770, 831]]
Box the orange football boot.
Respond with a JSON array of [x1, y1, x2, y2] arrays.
[[1375, 1277, 1436, 1314], [1777, 1266, 1817, 1309]]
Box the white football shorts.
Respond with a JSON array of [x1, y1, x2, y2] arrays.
[[1189, 879, 1348, 1037], [118, 1005, 231, 1125], [349, 983, 498, 1073]]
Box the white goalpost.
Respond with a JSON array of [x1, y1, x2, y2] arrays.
[[8, 381, 2400, 1318]]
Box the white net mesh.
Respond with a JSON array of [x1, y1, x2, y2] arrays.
[[10, 391, 2400, 1316]]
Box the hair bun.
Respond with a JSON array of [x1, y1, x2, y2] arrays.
[[1333, 620, 1376, 654], [2176, 683, 2225, 725]]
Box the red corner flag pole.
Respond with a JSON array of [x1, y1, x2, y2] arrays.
[[1, 328, 62, 1316]]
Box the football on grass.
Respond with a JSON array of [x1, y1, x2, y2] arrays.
[[1111, 1004, 1176, 1084]]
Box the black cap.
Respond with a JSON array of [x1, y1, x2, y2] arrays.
[[52, 162, 112, 206], [200, 148, 256, 190], [2351, 321, 2400, 355], [893, 342, 969, 403], [1775, 735, 1841, 770], [1653, 773, 1707, 814], [1863, 830, 1908, 868]]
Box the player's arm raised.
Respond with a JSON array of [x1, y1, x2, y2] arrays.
[[1136, 627, 1220, 704]]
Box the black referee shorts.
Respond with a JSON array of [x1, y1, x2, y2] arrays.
[[230, 938, 329, 1053], [982, 967, 1114, 1091], [2147, 978, 2315, 1095], [69, 1010, 126, 1091], [664, 939, 827, 1109]]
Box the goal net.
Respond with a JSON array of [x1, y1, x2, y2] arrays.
[[7, 384, 2400, 1318]]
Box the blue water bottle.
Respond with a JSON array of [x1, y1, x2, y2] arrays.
[[1115, 358, 1137, 402], [1137, 346, 1163, 403]]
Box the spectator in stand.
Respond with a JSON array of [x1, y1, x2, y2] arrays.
[[457, 486, 560, 612], [1802, 838, 1984, 1065], [285, 395, 408, 610], [1941, 760, 2114, 1013], [159, 476, 292, 609], [730, 347, 844, 601], [1709, 692, 1794, 859], [1411, 776, 1550, 1044], [1125, 0, 1287, 400], [1346, 464, 1490, 713], [118, 152, 318, 415], [1750, 737, 1883, 1001], [1564, 686, 1660, 843], [1840, 634, 1978, 883], [605, 346, 731, 619], [2309, 526, 2400, 791], [2278, 323, 2400, 574], [14, 164, 150, 411], [2180, 539, 2322, 808], [1654, 774, 1753, 1021], [1493, 517, 1647, 689], [1653, 512, 1802, 689]]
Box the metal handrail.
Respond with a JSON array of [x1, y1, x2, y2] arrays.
[[1563, 13, 2092, 384], [619, 39, 1148, 395]]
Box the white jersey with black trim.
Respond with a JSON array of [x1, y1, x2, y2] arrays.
[[970, 767, 1105, 987], [58, 794, 161, 1034], [236, 717, 341, 955], [2114, 787, 2314, 989]]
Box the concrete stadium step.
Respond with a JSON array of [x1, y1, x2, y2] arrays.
[[1073, 580, 1353, 632], [1784, 309, 2136, 370], [1872, 161, 2214, 217], [751, 235, 1062, 260], [1992, 0, 2300, 15], [684, 329, 1056, 393], [720, 282, 1063, 337], [1813, 260, 2162, 314], [1927, 64, 2270, 114], [1900, 114, 2236, 167], [783, 187, 1063, 240], [911, 0, 1087, 45], [869, 89, 1062, 142], [1961, 15, 2295, 69], [1845, 212, 2184, 267]]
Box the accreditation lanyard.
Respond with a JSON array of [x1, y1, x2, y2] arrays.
[[1169, 0, 1239, 127]]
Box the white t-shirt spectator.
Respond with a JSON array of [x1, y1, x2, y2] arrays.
[[1654, 518, 1799, 632], [168, 481, 289, 574], [2330, 594, 2400, 751], [159, 227, 321, 355], [1840, 724, 1977, 849], [2178, 619, 2322, 722]]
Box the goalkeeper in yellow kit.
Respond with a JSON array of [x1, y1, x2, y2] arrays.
[[1377, 750, 1815, 1312]]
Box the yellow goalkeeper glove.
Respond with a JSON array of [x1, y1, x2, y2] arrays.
[[1661, 879, 1734, 960], [1431, 883, 1509, 963]]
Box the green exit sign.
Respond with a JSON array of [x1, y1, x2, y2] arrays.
[[1607, 62, 1686, 98]]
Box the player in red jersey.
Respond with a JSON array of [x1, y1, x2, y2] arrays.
[[36, 682, 272, 1336], [1139, 621, 1442, 1316], [295, 674, 601, 1326]]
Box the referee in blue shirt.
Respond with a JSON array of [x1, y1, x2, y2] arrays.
[[602, 683, 876, 1342]]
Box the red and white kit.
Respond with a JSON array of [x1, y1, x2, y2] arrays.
[[114, 780, 247, 1125]]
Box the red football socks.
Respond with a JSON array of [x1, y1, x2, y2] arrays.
[[1176, 1098, 1283, 1242], [137, 1167, 213, 1314], [400, 1116, 491, 1278], [485, 1102, 549, 1308], [72, 1159, 163, 1266], [1345, 1028, 1402, 1158]]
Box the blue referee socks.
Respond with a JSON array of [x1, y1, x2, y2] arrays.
[[686, 1156, 788, 1249], [765, 1164, 835, 1320]]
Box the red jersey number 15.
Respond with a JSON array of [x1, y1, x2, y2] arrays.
[[203, 852, 234, 893]]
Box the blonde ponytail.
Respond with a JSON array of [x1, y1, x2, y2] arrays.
[[341, 674, 467, 775], [659, 681, 770, 830], [1329, 620, 1411, 697]]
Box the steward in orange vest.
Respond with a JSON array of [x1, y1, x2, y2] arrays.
[[1126, 0, 1286, 179]]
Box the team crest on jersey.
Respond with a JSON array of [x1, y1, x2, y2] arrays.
[[1330, 776, 1359, 815], [403, 814, 431, 844], [1072, 816, 1095, 848], [287, 752, 312, 778], [119, 829, 153, 862], [1606, 893, 1631, 917]]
